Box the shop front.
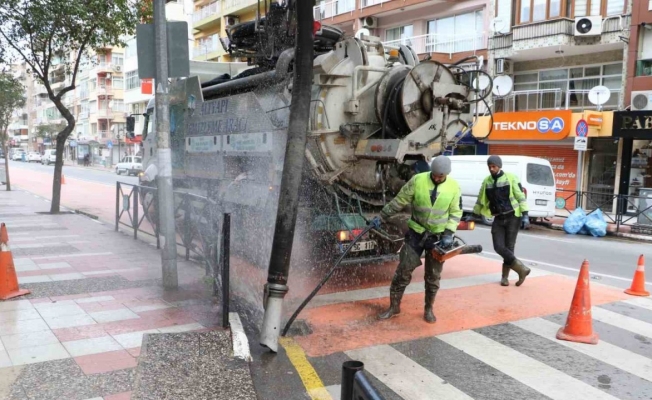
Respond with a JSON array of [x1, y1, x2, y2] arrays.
[[472, 110, 616, 213], [614, 111, 652, 222]]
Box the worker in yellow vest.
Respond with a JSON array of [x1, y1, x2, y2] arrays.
[[374, 155, 462, 323], [471, 155, 531, 286]]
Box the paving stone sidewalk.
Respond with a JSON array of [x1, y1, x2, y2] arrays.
[[0, 189, 254, 400]]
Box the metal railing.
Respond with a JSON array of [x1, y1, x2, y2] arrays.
[[552, 189, 652, 234], [193, 34, 225, 59], [361, 0, 391, 8], [193, 1, 220, 23], [341, 361, 384, 400], [494, 88, 621, 112], [313, 0, 356, 20], [115, 182, 226, 291], [383, 33, 486, 56]]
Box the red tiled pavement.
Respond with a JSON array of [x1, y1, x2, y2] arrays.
[[74, 350, 137, 375]]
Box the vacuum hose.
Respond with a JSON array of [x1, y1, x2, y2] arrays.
[[281, 223, 376, 336]]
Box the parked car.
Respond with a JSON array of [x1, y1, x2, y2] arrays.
[[448, 155, 557, 225], [27, 152, 42, 163], [11, 149, 26, 161], [41, 149, 58, 165], [116, 156, 143, 176]]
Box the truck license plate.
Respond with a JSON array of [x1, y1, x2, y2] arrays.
[[338, 241, 376, 252], [536, 199, 547, 206]]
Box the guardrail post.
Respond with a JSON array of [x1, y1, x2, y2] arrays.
[[184, 197, 191, 261], [341, 361, 364, 400], [222, 213, 231, 329], [133, 186, 139, 240], [115, 182, 120, 232]]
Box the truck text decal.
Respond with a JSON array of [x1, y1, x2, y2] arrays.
[[188, 117, 248, 135]]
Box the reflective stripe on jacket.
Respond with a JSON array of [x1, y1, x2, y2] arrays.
[[473, 171, 528, 218], [381, 172, 463, 234]]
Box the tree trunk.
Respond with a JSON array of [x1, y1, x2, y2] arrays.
[[50, 135, 67, 213], [2, 141, 9, 191]]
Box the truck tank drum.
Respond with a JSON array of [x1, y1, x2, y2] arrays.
[[306, 36, 472, 206]]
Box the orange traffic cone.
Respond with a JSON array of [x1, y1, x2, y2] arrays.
[[61, 174, 66, 185], [625, 255, 650, 297], [556, 260, 599, 345], [0, 223, 30, 300]]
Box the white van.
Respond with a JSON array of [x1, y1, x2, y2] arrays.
[[41, 149, 58, 165], [448, 155, 556, 224]]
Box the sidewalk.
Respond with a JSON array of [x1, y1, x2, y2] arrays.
[[534, 216, 652, 242], [0, 189, 255, 400], [64, 160, 114, 173]]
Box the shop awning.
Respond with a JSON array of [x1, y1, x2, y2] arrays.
[[472, 110, 614, 141], [125, 136, 143, 144]]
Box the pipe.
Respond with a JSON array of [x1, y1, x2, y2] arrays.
[[202, 47, 295, 98], [259, 0, 314, 353]]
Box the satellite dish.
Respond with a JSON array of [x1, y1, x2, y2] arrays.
[[355, 28, 371, 39], [588, 85, 611, 106], [490, 17, 507, 34], [492, 75, 513, 97], [473, 75, 490, 91]]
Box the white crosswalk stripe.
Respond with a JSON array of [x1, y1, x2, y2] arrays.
[[512, 317, 652, 383], [437, 330, 620, 400], [345, 345, 473, 400], [592, 306, 652, 339]]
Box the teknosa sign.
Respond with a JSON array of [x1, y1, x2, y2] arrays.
[[489, 110, 572, 141]]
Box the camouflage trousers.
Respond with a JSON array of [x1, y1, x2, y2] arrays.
[[389, 229, 444, 298]]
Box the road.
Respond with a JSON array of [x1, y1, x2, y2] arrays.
[[7, 159, 138, 186]]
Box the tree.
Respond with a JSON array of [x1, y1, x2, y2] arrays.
[[36, 121, 67, 141], [0, 72, 25, 192], [0, 0, 151, 212]]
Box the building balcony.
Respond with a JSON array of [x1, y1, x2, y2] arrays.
[[92, 63, 114, 75], [193, 1, 220, 31], [222, 0, 259, 16], [97, 86, 113, 97], [489, 15, 630, 60], [193, 34, 227, 60], [383, 33, 486, 58], [313, 0, 356, 21], [79, 111, 89, 120], [97, 109, 114, 119], [494, 88, 621, 112]]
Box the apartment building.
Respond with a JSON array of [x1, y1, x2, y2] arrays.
[[6, 62, 32, 151], [192, 0, 274, 62]]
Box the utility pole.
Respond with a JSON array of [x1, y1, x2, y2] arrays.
[[259, 0, 314, 353], [153, 0, 178, 289]]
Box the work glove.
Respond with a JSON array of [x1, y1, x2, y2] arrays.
[[368, 216, 383, 229], [440, 232, 454, 249], [462, 214, 478, 222], [521, 215, 531, 230]]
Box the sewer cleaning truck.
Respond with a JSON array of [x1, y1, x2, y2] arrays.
[[136, 1, 484, 268]]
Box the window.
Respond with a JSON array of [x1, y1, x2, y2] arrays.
[[112, 100, 125, 112], [112, 77, 124, 90], [112, 53, 124, 67], [89, 100, 97, 113], [89, 78, 97, 91], [426, 10, 484, 53], [126, 39, 137, 59], [574, 0, 625, 16], [637, 28, 652, 76], [527, 164, 555, 186], [126, 70, 139, 90], [385, 25, 413, 46], [499, 63, 623, 112]]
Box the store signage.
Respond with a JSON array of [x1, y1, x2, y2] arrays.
[[613, 111, 652, 139], [584, 111, 603, 127], [489, 110, 572, 140]]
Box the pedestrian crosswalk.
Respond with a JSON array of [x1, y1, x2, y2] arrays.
[[309, 297, 652, 400]]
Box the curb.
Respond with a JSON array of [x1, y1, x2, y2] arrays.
[[74, 210, 100, 220], [547, 223, 652, 243], [229, 312, 252, 362]]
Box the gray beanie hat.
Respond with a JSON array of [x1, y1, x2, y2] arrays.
[[430, 156, 452, 175], [487, 155, 503, 168]]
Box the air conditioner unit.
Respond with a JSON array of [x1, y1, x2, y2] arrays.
[[495, 58, 512, 74], [225, 15, 240, 27], [631, 91, 652, 111], [113, 65, 122, 72], [574, 16, 602, 36], [361, 16, 377, 29]]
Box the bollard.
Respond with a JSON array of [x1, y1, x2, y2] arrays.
[[341, 361, 364, 400], [221, 213, 231, 329]]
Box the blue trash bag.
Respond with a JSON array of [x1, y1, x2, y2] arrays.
[[563, 208, 587, 234], [578, 224, 590, 236], [584, 208, 607, 237]]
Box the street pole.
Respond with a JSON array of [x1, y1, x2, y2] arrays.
[[154, 0, 178, 289], [259, 0, 314, 353]]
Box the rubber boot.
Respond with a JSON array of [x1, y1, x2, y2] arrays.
[[509, 258, 531, 286], [424, 292, 437, 324], [501, 264, 510, 286], [378, 291, 403, 320]]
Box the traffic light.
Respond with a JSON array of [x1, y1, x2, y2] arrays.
[[126, 116, 136, 139]]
